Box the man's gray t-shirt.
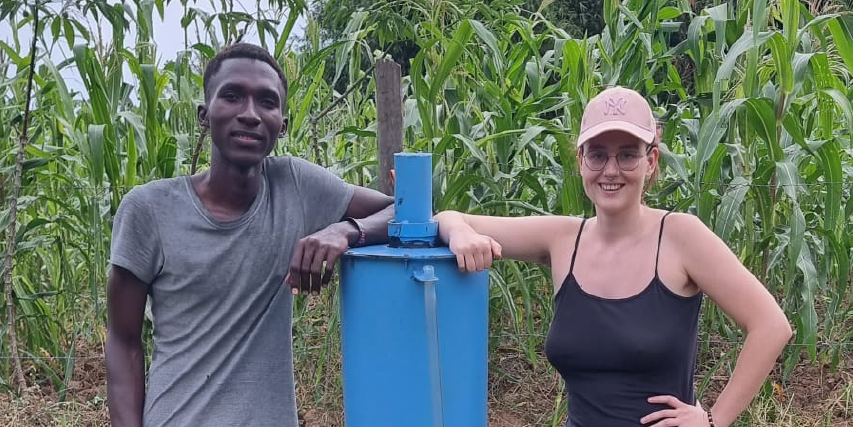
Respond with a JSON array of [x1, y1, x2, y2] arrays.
[[110, 156, 355, 427]]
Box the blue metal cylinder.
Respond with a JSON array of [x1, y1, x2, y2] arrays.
[[393, 152, 433, 223], [388, 153, 438, 246], [340, 153, 489, 427], [340, 249, 488, 426]]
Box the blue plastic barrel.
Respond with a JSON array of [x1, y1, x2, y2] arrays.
[[340, 153, 489, 427]]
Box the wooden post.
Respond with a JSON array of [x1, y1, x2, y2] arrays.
[[375, 60, 403, 196]]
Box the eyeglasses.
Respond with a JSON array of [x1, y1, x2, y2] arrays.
[[583, 145, 653, 171]]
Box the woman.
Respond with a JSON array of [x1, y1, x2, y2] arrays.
[[434, 87, 792, 427]]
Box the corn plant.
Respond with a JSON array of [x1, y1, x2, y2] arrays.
[[0, 1, 850, 425]]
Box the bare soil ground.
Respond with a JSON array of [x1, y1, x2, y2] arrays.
[[1, 337, 850, 426]]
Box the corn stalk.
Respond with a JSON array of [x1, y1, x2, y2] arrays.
[[2, 4, 39, 394]]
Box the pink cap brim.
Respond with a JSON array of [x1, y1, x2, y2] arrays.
[[577, 120, 655, 147]]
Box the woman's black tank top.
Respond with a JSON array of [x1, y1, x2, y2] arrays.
[[544, 213, 703, 427]]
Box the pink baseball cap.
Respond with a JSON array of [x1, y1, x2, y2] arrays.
[[577, 86, 656, 147]]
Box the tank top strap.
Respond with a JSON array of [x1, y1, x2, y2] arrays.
[[654, 211, 673, 276], [569, 218, 588, 275]]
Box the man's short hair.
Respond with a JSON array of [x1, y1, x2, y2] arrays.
[[202, 43, 288, 103]]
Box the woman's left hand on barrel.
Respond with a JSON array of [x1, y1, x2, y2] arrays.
[[641, 395, 710, 426]]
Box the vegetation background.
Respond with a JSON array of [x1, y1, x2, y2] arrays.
[[0, 0, 851, 425]]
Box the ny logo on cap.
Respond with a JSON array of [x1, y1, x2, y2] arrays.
[[603, 97, 627, 115]]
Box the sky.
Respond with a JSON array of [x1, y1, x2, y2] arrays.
[[0, 0, 306, 97]]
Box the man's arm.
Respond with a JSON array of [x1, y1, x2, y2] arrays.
[[340, 186, 395, 247], [288, 186, 393, 295], [106, 265, 148, 427]]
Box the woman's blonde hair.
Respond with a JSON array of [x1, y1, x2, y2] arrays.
[[642, 126, 662, 195]]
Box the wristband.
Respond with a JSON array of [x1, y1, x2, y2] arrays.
[[344, 217, 366, 247]]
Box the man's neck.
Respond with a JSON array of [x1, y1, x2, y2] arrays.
[[191, 158, 265, 220]]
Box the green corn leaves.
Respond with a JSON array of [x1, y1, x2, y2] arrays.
[[0, 1, 849, 415]]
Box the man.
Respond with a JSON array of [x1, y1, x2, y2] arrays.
[[105, 43, 394, 427]]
